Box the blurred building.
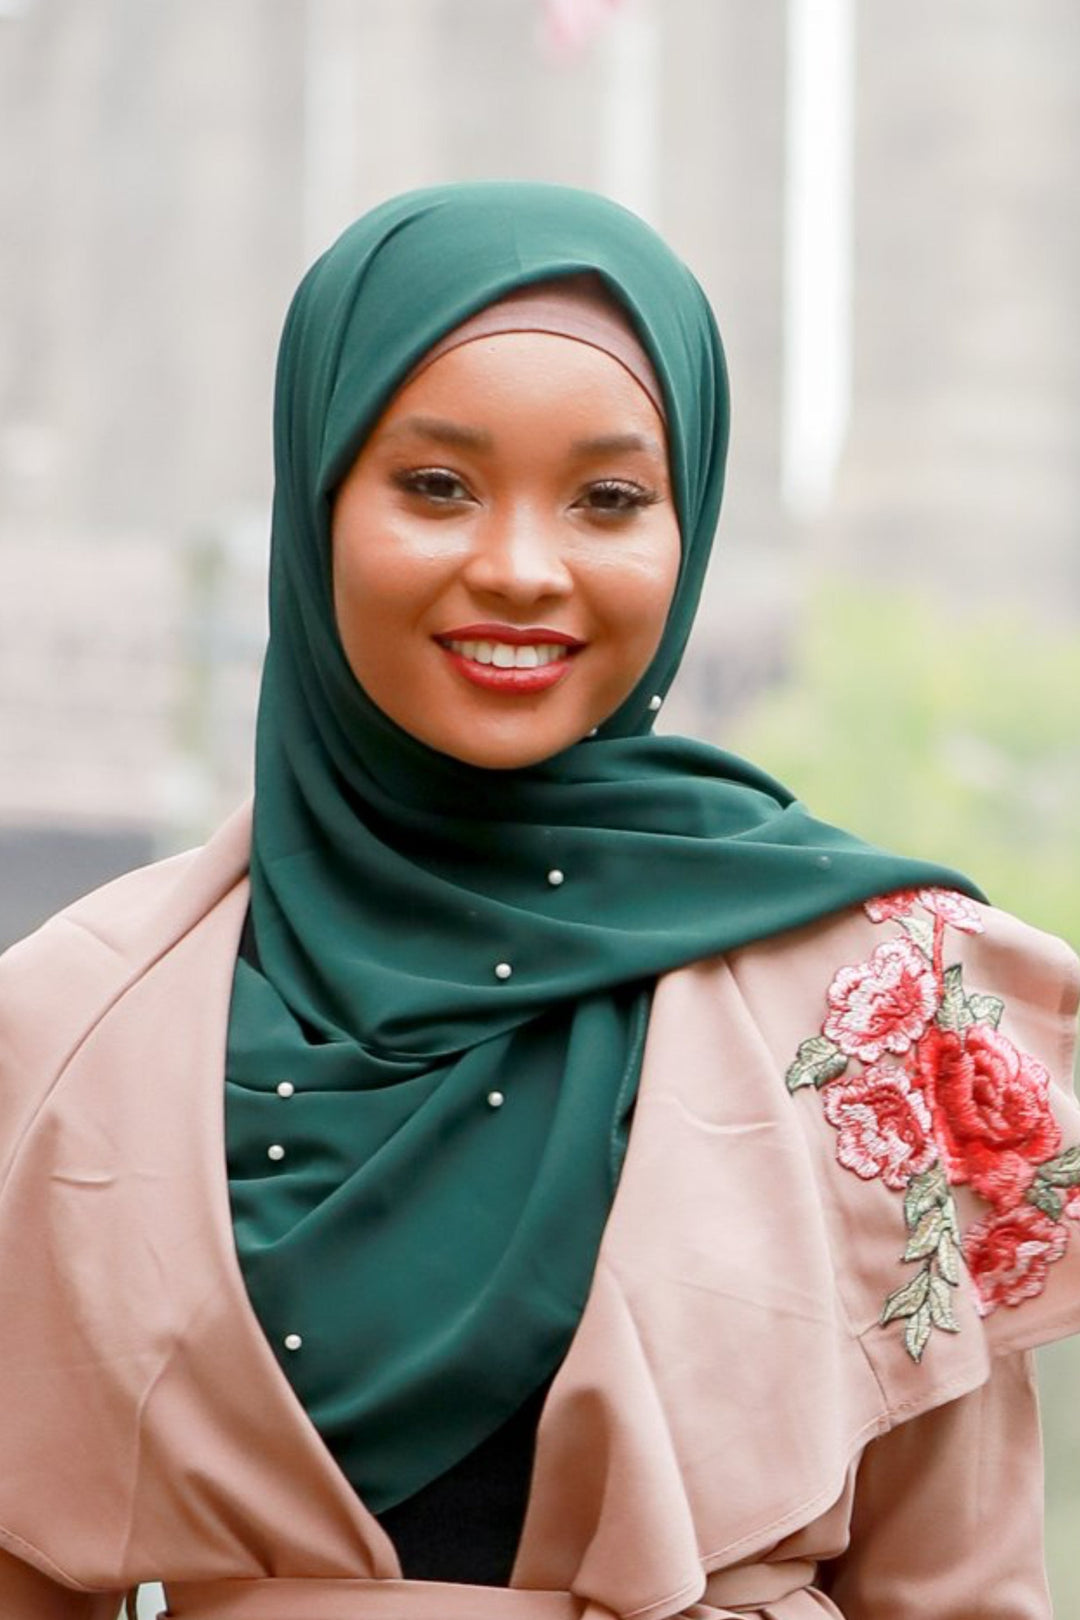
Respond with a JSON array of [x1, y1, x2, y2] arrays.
[[1, 0, 1078, 943], [2, 10, 1079, 1615]]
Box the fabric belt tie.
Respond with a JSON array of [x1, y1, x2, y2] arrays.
[[159, 1562, 820, 1620], [161, 1581, 591, 1620]]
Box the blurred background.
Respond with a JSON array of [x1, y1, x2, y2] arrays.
[[1, 0, 1077, 1609]]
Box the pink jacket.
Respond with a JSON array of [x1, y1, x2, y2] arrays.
[[1, 806, 1078, 1620]]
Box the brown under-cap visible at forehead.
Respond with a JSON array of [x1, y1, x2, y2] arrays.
[[402, 273, 666, 421]]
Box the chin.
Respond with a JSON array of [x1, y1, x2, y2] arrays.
[[431, 728, 580, 772]]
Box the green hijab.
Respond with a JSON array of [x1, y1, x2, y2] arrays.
[[226, 181, 979, 1513]]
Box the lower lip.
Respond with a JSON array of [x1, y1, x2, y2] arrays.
[[439, 645, 576, 694]]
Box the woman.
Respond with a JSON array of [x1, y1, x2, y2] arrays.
[[0, 181, 1078, 1620]]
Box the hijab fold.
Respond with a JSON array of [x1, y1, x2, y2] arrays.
[[226, 182, 980, 1513]]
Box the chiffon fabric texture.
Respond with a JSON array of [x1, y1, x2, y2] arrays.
[[225, 181, 980, 1514]]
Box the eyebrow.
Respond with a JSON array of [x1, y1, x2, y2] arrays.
[[569, 431, 665, 459], [381, 415, 494, 452]]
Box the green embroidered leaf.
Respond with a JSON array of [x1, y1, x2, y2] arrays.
[[881, 1266, 931, 1324], [1034, 1145, 1080, 1188], [1027, 1182, 1065, 1220], [904, 1206, 944, 1261], [904, 1302, 933, 1362], [940, 1194, 960, 1240], [965, 992, 1004, 1030], [937, 1228, 962, 1285], [900, 914, 935, 959], [936, 963, 967, 1034], [928, 1273, 960, 1333], [904, 1166, 947, 1227], [785, 1035, 848, 1093]]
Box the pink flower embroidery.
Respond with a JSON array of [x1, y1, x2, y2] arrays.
[[916, 1026, 1061, 1211], [864, 891, 920, 924], [823, 1065, 937, 1190], [788, 895, 1079, 1358], [963, 1204, 1068, 1315], [824, 936, 939, 1063], [917, 888, 983, 934]]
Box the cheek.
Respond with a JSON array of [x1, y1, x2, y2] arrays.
[[590, 519, 681, 647], [329, 500, 412, 680], [331, 511, 445, 635]]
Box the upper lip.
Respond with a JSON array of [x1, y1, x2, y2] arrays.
[[436, 623, 585, 648]]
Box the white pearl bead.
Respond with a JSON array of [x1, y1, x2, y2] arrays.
[[283, 1333, 303, 1352], [276, 1081, 295, 1098], [547, 869, 565, 887], [267, 1143, 286, 1162], [648, 694, 663, 712], [487, 1091, 505, 1109], [494, 962, 513, 981]]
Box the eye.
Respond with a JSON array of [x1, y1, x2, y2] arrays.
[[575, 479, 660, 518], [392, 467, 474, 505]]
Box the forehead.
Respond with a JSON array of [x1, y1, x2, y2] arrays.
[[374, 331, 668, 446]]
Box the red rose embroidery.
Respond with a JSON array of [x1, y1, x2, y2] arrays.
[[916, 1025, 1061, 1211], [917, 888, 983, 934], [824, 937, 939, 1063], [789, 895, 1077, 1359], [963, 1204, 1068, 1315], [823, 1065, 937, 1190]]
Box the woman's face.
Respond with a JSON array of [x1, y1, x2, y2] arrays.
[[331, 330, 680, 770]]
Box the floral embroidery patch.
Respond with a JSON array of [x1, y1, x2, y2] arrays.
[[786, 887, 1080, 1360]]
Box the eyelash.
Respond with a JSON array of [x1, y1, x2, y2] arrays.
[[392, 467, 470, 503], [577, 479, 660, 516], [392, 467, 660, 517]]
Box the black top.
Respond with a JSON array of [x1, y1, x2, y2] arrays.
[[375, 1381, 548, 1585]]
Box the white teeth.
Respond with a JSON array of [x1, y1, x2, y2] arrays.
[[446, 639, 570, 669]]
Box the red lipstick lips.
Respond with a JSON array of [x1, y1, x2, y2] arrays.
[[435, 624, 584, 694], [438, 623, 584, 646]]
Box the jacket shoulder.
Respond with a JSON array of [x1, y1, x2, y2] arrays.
[[0, 804, 252, 1175], [728, 891, 1078, 1086]]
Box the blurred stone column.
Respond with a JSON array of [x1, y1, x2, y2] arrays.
[[824, 0, 1080, 616], [304, 0, 442, 246]]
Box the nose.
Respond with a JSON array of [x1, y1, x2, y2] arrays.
[[461, 503, 573, 605]]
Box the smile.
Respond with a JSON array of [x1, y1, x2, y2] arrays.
[[435, 631, 581, 695]]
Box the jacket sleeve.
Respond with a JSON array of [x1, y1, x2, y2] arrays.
[[820, 1351, 1052, 1618], [0, 1546, 123, 1619]]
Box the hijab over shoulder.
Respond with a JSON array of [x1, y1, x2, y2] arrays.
[[225, 181, 980, 1512]]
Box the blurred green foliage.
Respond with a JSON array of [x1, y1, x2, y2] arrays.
[[723, 578, 1080, 1608], [726, 579, 1080, 945]]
